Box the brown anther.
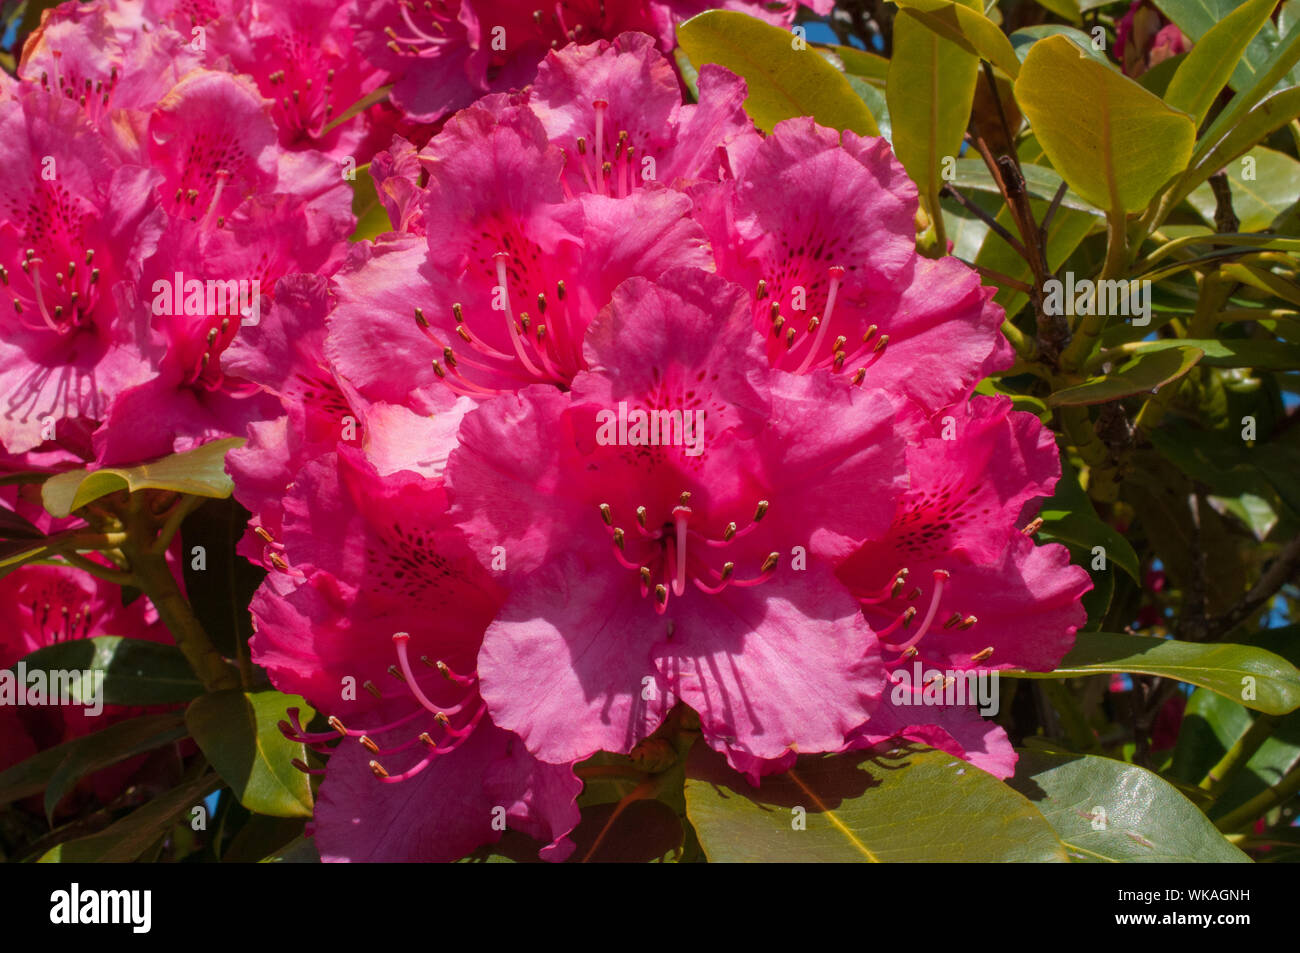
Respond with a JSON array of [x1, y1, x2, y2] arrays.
[[414, 306, 428, 327], [654, 584, 668, 604], [612, 528, 625, 550], [431, 360, 446, 378], [443, 347, 457, 368], [943, 612, 965, 630], [457, 325, 472, 343], [636, 506, 647, 527], [359, 735, 379, 754], [863, 324, 877, 342], [906, 587, 922, 601], [435, 712, 451, 728], [536, 292, 547, 313], [452, 302, 463, 322], [679, 491, 691, 506], [599, 503, 612, 525], [756, 279, 767, 299], [851, 368, 867, 386], [971, 646, 994, 663], [369, 760, 389, 779], [890, 568, 910, 598], [772, 316, 785, 336], [269, 552, 288, 571], [785, 327, 796, 347], [753, 500, 769, 521], [363, 680, 383, 698], [901, 645, 919, 658], [254, 526, 275, 543], [720, 561, 735, 581], [640, 566, 652, 586], [761, 552, 780, 573], [576, 137, 587, 155], [328, 715, 348, 737], [1021, 517, 1044, 536], [387, 663, 406, 682], [807, 316, 819, 334], [874, 334, 890, 353], [900, 606, 918, 628], [723, 521, 737, 541], [419, 732, 437, 748], [958, 615, 978, 630], [435, 660, 454, 680]]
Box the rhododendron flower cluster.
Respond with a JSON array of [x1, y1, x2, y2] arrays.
[[0, 0, 1092, 865], [230, 34, 1089, 861]]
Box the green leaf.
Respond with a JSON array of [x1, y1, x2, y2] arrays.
[[1010, 631, 1300, 715], [13, 637, 202, 708], [38, 774, 222, 863], [889, 0, 1023, 77], [1187, 146, 1300, 231], [826, 44, 890, 84], [1128, 337, 1300, 370], [43, 714, 190, 821], [888, 7, 979, 234], [1029, 0, 1083, 25], [1164, 0, 1281, 125], [41, 437, 245, 518], [259, 834, 322, 863], [1195, 19, 1300, 162], [1156, 0, 1298, 97], [0, 712, 185, 807], [1007, 750, 1250, 862], [951, 157, 1103, 214], [1010, 25, 1111, 65], [677, 11, 879, 136], [1170, 86, 1300, 209], [186, 689, 315, 818], [1013, 35, 1197, 214], [1048, 345, 1204, 406], [683, 744, 1067, 861], [350, 162, 390, 242]]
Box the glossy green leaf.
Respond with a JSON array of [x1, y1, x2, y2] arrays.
[[1010, 25, 1110, 65], [1165, 0, 1280, 125], [1187, 146, 1300, 231], [1195, 21, 1300, 161], [43, 715, 190, 820], [1171, 86, 1300, 209], [1009, 631, 1300, 715], [38, 774, 221, 863], [684, 744, 1067, 862], [42, 437, 245, 518], [950, 157, 1103, 214], [888, 7, 979, 234], [1047, 345, 1204, 406], [889, 0, 1022, 77], [1156, 0, 1298, 97], [1128, 337, 1300, 370], [1007, 750, 1250, 862], [15, 636, 202, 708], [187, 690, 315, 818], [1014, 35, 1196, 213], [677, 11, 879, 136], [0, 712, 185, 808], [827, 44, 890, 84]]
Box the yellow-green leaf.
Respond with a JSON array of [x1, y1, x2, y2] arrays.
[[677, 10, 879, 136], [1165, 0, 1281, 126], [41, 438, 245, 519], [888, 8, 979, 237], [1048, 345, 1204, 406], [890, 0, 1023, 77], [1014, 35, 1196, 214]]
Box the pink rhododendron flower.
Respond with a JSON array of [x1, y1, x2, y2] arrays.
[[249, 446, 580, 861], [446, 268, 904, 768], [352, 0, 829, 122]]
